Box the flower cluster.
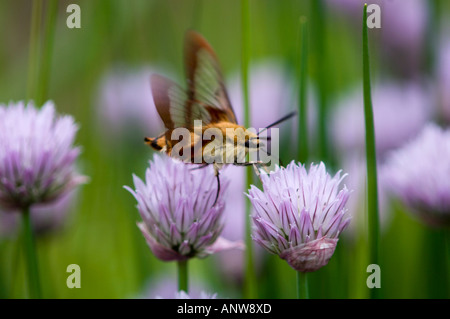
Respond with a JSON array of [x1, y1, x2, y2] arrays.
[[125, 154, 243, 261], [331, 82, 431, 157], [383, 124, 450, 227], [0, 101, 85, 211], [327, 0, 428, 75], [248, 162, 351, 272]]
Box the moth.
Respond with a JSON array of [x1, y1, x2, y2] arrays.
[[146, 31, 295, 204]]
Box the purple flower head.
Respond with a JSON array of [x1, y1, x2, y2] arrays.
[[248, 162, 351, 272], [327, 0, 427, 74], [331, 82, 432, 157], [375, 0, 427, 71], [0, 101, 86, 211], [125, 154, 244, 261], [383, 124, 450, 228]]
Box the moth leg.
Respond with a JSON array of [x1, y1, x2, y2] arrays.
[[254, 162, 270, 176], [189, 164, 209, 171], [233, 161, 264, 167], [213, 166, 220, 207], [234, 161, 271, 178]]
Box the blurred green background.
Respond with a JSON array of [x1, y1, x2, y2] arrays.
[[0, 0, 449, 299]]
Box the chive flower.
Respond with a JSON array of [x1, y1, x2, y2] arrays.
[[0, 101, 85, 211], [327, 0, 427, 75], [383, 124, 450, 227], [248, 162, 351, 272], [125, 154, 243, 261], [331, 82, 431, 157]]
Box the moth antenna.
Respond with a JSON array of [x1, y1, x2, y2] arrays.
[[250, 136, 271, 141], [258, 111, 297, 136]]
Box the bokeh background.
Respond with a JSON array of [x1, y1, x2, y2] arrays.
[[0, 0, 449, 299]]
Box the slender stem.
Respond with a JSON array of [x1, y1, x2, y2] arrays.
[[362, 3, 380, 299], [10, 234, 24, 298], [22, 207, 42, 299], [0, 242, 6, 298], [241, 0, 257, 299], [424, 0, 440, 77], [36, 0, 59, 106], [297, 272, 309, 299], [445, 230, 450, 296], [425, 228, 449, 297], [241, 0, 251, 135], [310, 0, 329, 163], [177, 260, 188, 293], [27, 0, 44, 101], [297, 17, 309, 163]]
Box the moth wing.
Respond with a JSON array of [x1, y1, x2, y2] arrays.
[[150, 74, 209, 130], [184, 30, 237, 125]]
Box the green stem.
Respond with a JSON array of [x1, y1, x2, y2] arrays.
[[241, 0, 251, 133], [444, 230, 450, 296], [10, 234, 24, 298], [424, 229, 449, 298], [241, 0, 257, 299], [297, 272, 309, 299], [177, 260, 188, 293], [424, 0, 441, 77], [22, 208, 42, 299], [36, 0, 58, 106], [27, 0, 44, 101], [297, 17, 309, 163], [310, 0, 329, 163], [443, 229, 450, 297], [362, 3, 380, 299]]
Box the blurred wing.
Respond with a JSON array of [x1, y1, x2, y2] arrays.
[[150, 74, 176, 129], [151, 74, 210, 130], [185, 30, 237, 125], [150, 32, 236, 130]]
